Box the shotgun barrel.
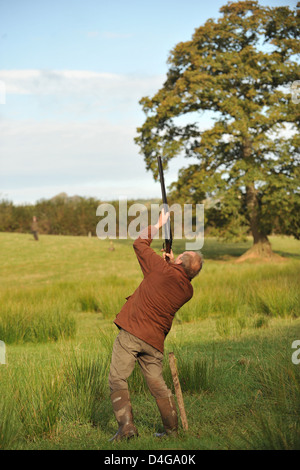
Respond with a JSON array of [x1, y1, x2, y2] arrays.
[[157, 156, 172, 255]]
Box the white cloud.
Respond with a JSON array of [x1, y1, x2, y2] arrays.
[[1, 181, 161, 205], [0, 119, 139, 178], [0, 69, 164, 98], [0, 117, 195, 204], [0, 69, 165, 123], [0, 69, 195, 204]]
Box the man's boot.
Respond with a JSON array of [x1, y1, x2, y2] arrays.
[[155, 394, 178, 437], [109, 390, 138, 442]]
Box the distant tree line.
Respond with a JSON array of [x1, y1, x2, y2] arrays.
[[0, 193, 166, 237], [0, 192, 297, 239], [0, 194, 101, 236]]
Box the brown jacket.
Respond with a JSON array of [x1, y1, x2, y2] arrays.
[[31, 221, 38, 232], [114, 225, 193, 352]]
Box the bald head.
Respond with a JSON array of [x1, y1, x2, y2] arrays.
[[175, 251, 203, 280]]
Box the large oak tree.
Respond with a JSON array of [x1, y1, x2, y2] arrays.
[[135, 1, 300, 259]]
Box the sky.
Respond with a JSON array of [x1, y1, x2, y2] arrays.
[[0, 0, 297, 204]]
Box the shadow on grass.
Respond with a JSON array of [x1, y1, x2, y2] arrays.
[[111, 235, 300, 261], [115, 237, 252, 260], [151, 238, 253, 260], [271, 250, 300, 260]]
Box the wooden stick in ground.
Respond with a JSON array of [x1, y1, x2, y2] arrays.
[[168, 352, 188, 431]]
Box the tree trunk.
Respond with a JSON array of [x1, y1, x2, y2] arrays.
[[247, 183, 271, 245], [237, 139, 281, 262], [236, 183, 275, 261]]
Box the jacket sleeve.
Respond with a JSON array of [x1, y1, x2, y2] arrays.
[[133, 225, 166, 277]]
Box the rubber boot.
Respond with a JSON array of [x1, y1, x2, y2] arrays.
[[155, 394, 178, 437], [109, 390, 138, 442]]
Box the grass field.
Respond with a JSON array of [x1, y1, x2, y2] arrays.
[[0, 231, 299, 450]]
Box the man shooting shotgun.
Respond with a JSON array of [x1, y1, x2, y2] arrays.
[[108, 159, 203, 441]]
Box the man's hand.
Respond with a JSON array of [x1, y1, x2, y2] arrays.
[[162, 249, 174, 263], [154, 208, 170, 230]]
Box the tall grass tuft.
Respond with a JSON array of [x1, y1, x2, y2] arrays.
[[78, 294, 101, 313], [0, 305, 76, 344], [237, 362, 300, 449], [216, 315, 247, 338], [0, 399, 19, 449], [62, 349, 111, 424], [164, 348, 217, 394], [97, 287, 130, 319], [177, 263, 300, 323], [179, 355, 216, 393], [17, 370, 62, 440], [251, 280, 299, 318]]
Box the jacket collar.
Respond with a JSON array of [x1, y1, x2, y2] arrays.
[[170, 263, 191, 282]]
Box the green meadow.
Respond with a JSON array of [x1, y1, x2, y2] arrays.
[[0, 232, 299, 450]]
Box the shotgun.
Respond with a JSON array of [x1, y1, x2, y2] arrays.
[[157, 156, 172, 257]]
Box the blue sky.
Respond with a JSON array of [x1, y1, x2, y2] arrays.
[[0, 0, 297, 204]]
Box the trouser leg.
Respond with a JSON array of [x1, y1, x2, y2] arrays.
[[108, 330, 139, 441], [137, 347, 178, 436], [108, 329, 137, 394], [108, 329, 178, 437], [137, 349, 171, 399]]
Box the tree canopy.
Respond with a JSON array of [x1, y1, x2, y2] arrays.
[[135, 0, 300, 258]]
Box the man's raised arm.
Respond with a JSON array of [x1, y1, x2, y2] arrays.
[[133, 209, 170, 277]]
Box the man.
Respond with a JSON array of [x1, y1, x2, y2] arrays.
[[31, 216, 39, 241], [108, 209, 203, 441]]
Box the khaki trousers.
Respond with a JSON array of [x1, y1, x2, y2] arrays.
[[109, 329, 171, 399]]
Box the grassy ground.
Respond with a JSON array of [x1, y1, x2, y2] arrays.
[[0, 232, 299, 450]]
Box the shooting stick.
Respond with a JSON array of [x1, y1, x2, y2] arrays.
[[168, 352, 188, 431]]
